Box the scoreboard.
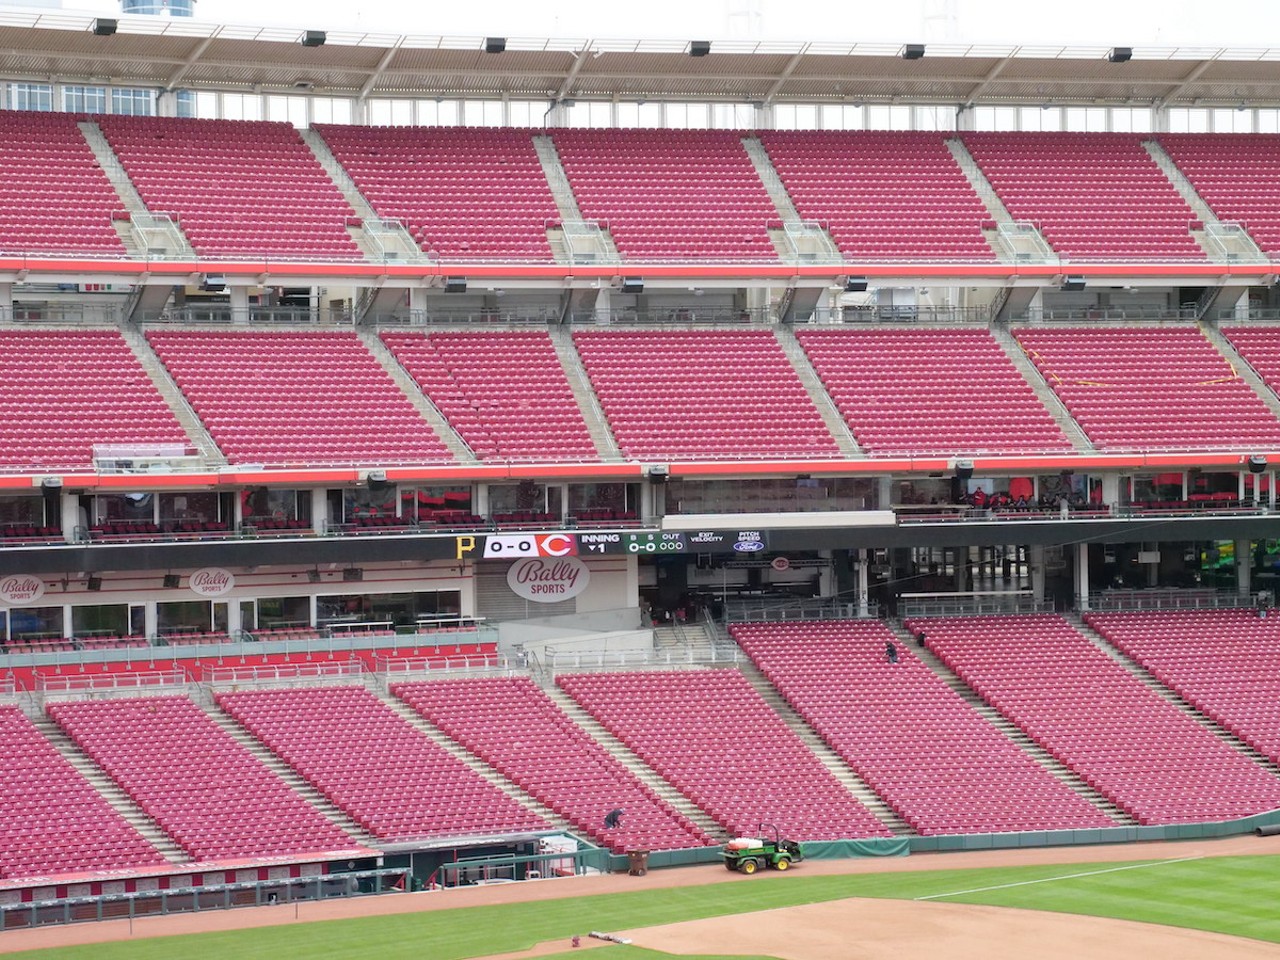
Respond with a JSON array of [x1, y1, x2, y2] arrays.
[[578, 532, 687, 554]]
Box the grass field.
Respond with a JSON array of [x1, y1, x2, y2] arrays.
[[11, 854, 1280, 960]]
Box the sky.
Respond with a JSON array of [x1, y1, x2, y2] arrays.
[[50, 0, 1280, 48]]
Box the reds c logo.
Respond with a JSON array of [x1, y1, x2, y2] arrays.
[[536, 534, 577, 557]]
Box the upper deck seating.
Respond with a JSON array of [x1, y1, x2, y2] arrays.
[[1158, 134, 1280, 255], [0, 111, 126, 255], [960, 132, 1204, 260], [0, 329, 189, 470], [381, 330, 596, 460], [97, 115, 362, 260], [732, 620, 1115, 835], [394, 677, 713, 853], [913, 615, 1280, 823], [0, 705, 166, 879], [1013, 326, 1280, 451], [146, 330, 453, 466], [758, 130, 994, 260], [572, 328, 838, 459], [47, 695, 356, 860], [216, 685, 548, 842], [1220, 327, 1280, 398], [550, 129, 779, 261], [796, 326, 1072, 455], [556, 669, 894, 840], [314, 125, 557, 261], [1085, 609, 1280, 766]]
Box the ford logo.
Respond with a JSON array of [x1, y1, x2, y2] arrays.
[[734, 540, 765, 552]]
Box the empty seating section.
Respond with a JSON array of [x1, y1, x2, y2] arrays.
[[96, 115, 361, 260], [961, 132, 1203, 260], [381, 331, 596, 460], [216, 685, 548, 841], [758, 131, 994, 260], [1013, 326, 1280, 451], [796, 327, 1071, 455], [0, 111, 126, 255], [556, 669, 892, 841], [47, 696, 354, 860], [0, 705, 165, 879], [315, 125, 556, 261], [732, 620, 1112, 834], [573, 329, 838, 459], [1086, 610, 1280, 765], [551, 129, 778, 261], [913, 615, 1280, 823], [145, 330, 452, 466], [1221, 327, 1280, 396], [394, 677, 712, 853], [1159, 134, 1280, 254], [0, 329, 189, 469]]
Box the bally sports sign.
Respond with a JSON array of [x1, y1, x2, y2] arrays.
[[0, 575, 46, 605], [506, 556, 590, 603], [189, 567, 235, 597]]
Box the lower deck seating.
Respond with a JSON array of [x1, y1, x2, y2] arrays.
[[913, 615, 1280, 824], [1085, 609, 1280, 766], [395, 677, 713, 853], [732, 620, 1116, 835], [0, 705, 166, 879], [216, 685, 548, 842], [556, 669, 894, 841], [47, 695, 356, 861]]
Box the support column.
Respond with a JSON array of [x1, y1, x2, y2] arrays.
[[1237, 539, 1253, 598], [0, 282, 12, 319], [229, 285, 251, 324], [1075, 542, 1091, 611], [144, 602, 158, 639], [856, 549, 870, 618], [1029, 544, 1046, 603], [954, 547, 969, 592], [1102, 474, 1121, 510], [59, 493, 78, 543], [310, 488, 327, 535]]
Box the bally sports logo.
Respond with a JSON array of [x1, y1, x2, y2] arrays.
[[483, 533, 578, 559], [507, 556, 590, 603], [0, 575, 46, 605], [188, 567, 235, 598]]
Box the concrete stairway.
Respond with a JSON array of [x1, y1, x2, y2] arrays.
[[80, 120, 194, 259], [119, 324, 226, 465], [532, 135, 620, 263], [376, 690, 577, 835], [989, 322, 1096, 452], [355, 326, 477, 462], [887, 621, 1136, 823], [772, 326, 863, 458], [548, 325, 623, 460], [1064, 613, 1280, 778], [740, 136, 841, 262], [1143, 141, 1266, 263], [299, 128, 425, 263], [1199, 322, 1280, 421], [734, 659, 913, 835], [946, 137, 1054, 263], [201, 702, 381, 848], [545, 687, 728, 841], [32, 714, 189, 864]]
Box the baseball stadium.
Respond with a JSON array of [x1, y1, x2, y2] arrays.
[[4, 2, 1280, 957]]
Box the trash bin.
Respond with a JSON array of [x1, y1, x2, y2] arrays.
[[627, 850, 649, 876]]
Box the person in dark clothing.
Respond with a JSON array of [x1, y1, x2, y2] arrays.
[[885, 640, 899, 664], [604, 808, 623, 829], [915, 629, 927, 648]]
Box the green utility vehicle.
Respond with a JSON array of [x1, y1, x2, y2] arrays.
[[721, 825, 804, 874]]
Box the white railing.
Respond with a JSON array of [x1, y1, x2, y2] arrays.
[[35, 669, 188, 695], [200, 660, 365, 686], [544, 646, 744, 672]]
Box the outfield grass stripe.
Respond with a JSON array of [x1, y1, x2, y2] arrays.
[[913, 855, 1205, 901]]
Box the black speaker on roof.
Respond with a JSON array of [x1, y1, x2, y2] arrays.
[[301, 30, 326, 47], [955, 459, 974, 482], [902, 43, 925, 60], [367, 470, 390, 491], [91, 18, 118, 36], [1249, 454, 1269, 474], [620, 278, 644, 294], [163, 574, 181, 588], [845, 277, 869, 292], [444, 277, 467, 294], [1060, 276, 1087, 292], [86, 576, 102, 592], [689, 40, 711, 57], [1108, 47, 1133, 63], [485, 37, 507, 53], [343, 567, 364, 582], [200, 274, 226, 292]]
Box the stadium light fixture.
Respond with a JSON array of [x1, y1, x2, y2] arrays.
[[301, 30, 326, 48], [901, 44, 925, 60], [91, 18, 118, 36], [485, 37, 507, 54], [689, 40, 711, 57], [1108, 47, 1132, 63]]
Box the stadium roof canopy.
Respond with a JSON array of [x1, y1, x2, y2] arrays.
[[9, 9, 1280, 107]]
